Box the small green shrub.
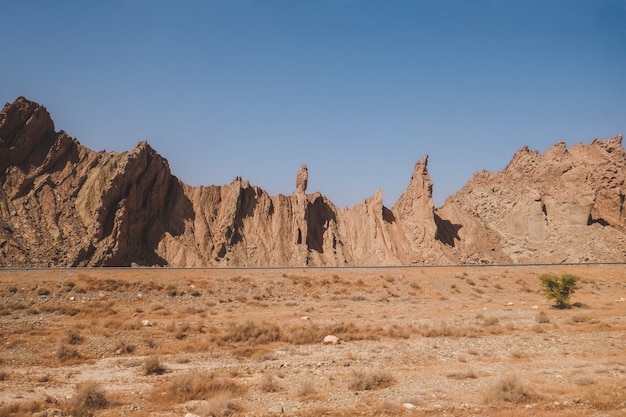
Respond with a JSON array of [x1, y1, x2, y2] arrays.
[[539, 273, 580, 309]]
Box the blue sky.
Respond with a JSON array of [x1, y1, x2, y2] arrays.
[[2, 1, 625, 207]]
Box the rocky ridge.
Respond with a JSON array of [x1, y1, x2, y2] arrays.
[[0, 97, 624, 266]]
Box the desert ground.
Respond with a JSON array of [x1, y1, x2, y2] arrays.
[[0, 265, 625, 417]]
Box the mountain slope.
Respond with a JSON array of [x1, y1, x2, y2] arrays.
[[1, 97, 624, 266]]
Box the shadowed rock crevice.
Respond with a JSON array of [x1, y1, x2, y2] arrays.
[[434, 214, 462, 247], [305, 195, 336, 254]]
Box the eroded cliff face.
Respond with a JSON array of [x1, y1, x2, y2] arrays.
[[0, 98, 192, 266], [1, 97, 625, 266], [435, 135, 626, 263]]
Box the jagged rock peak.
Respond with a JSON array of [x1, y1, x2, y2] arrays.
[[403, 155, 432, 198], [1, 96, 53, 130], [0, 97, 59, 172], [392, 154, 435, 217], [591, 133, 623, 153], [296, 163, 308, 192]]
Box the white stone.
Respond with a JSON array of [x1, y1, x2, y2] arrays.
[[402, 403, 416, 410], [323, 335, 340, 345]]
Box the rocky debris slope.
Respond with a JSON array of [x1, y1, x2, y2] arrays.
[[0, 97, 624, 266], [435, 135, 626, 263]]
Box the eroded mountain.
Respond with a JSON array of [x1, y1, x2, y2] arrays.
[[1, 97, 624, 266]]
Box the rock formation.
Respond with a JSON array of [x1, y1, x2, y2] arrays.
[[1, 97, 624, 266], [435, 135, 626, 263], [295, 164, 308, 193]]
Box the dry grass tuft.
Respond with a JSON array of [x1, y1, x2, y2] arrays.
[[144, 356, 167, 375], [154, 371, 246, 404], [66, 330, 84, 345], [573, 375, 595, 386], [57, 344, 81, 362], [483, 375, 540, 404], [536, 311, 550, 323], [583, 384, 626, 410], [446, 370, 478, 380], [259, 373, 282, 393], [195, 392, 244, 417], [221, 321, 281, 345], [297, 379, 319, 400], [348, 370, 395, 391], [113, 339, 135, 355], [0, 400, 43, 417], [71, 380, 109, 409]]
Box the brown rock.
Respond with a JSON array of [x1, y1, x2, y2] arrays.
[[295, 164, 308, 193], [435, 136, 626, 263], [1, 97, 625, 266]]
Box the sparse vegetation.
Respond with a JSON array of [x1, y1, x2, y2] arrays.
[[484, 375, 540, 404], [166, 284, 177, 296], [348, 370, 395, 391], [297, 379, 318, 399], [57, 344, 80, 362], [154, 371, 246, 404], [196, 393, 244, 417], [535, 311, 550, 323], [144, 356, 166, 375], [1, 266, 625, 416], [446, 370, 478, 380], [66, 330, 84, 345], [113, 339, 135, 354], [539, 273, 580, 309], [71, 381, 109, 409], [61, 305, 81, 316], [221, 321, 281, 345], [0, 400, 42, 417], [36, 286, 50, 296], [259, 373, 282, 393]]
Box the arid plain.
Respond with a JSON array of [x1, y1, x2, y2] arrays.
[[1, 265, 625, 417]]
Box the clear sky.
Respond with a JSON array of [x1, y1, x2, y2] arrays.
[[1, 1, 625, 208]]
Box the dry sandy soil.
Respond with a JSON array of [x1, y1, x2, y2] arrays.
[[1, 265, 625, 417]]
